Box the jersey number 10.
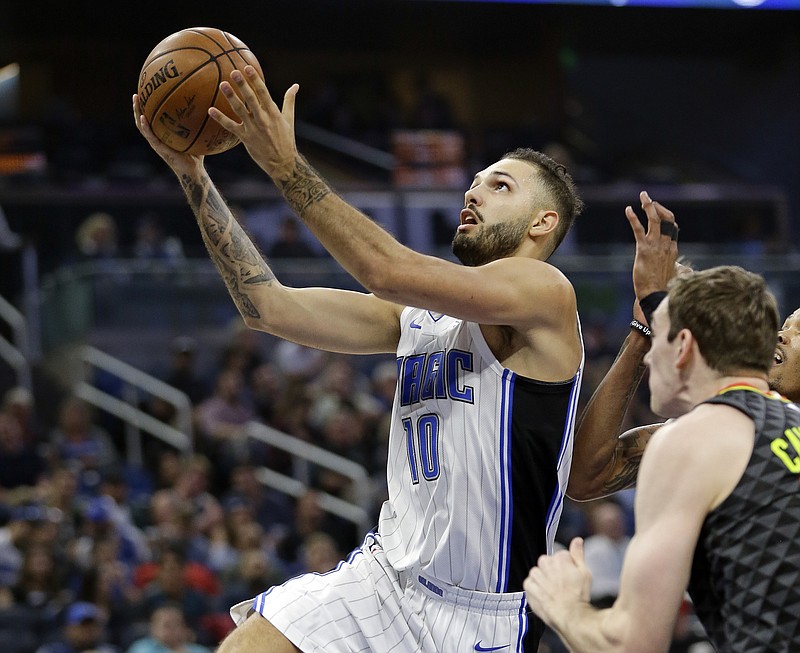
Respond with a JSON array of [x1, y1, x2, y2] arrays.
[[403, 414, 441, 483]]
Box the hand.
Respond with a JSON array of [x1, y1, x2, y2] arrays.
[[524, 538, 593, 628], [209, 66, 300, 182], [625, 191, 679, 308], [132, 94, 204, 177]]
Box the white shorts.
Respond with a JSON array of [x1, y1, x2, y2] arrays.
[[230, 532, 532, 653]]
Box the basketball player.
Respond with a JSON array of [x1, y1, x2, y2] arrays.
[[569, 201, 800, 500], [133, 63, 587, 651], [525, 266, 800, 652]]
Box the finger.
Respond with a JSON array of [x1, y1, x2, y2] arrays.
[[222, 69, 255, 119], [208, 102, 239, 132], [659, 220, 679, 239], [625, 205, 646, 241], [237, 66, 281, 117], [653, 200, 676, 224], [133, 103, 161, 146], [245, 65, 278, 109], [569, 537, 585, 567], [640, 191, 660, 234], [231, 65, 279, 120], [282, 83, 299, 130]]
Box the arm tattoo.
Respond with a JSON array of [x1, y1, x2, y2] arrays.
[[279, 157, 331, 215], [601, 424, 661, 495], [180, 172, 275, 319]]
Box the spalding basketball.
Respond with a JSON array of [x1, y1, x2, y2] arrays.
[[137, 27, 264, 156]]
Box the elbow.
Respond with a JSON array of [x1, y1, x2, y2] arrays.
[[241, 314, 262, 331], [359, 258, 399, 299], [566, 480, 603, 503], [566, 460, 610, 502]]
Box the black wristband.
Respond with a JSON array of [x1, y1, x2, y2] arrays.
[[630, 319, 652, 337], [639, 291, 667, 327]]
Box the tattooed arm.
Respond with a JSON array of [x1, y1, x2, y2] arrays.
[[204, 70, 581, 343], [133, 94, 401, 355], [568, 193, 678, 501], [568, 331, 657, 501]]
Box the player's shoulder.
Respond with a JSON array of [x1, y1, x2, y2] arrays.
[[650, 403, 753, 459], [495, 255, 573, 282]]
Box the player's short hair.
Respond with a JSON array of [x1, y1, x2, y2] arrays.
[[502, 148, 584, 258], [666, 265, 779, 375]]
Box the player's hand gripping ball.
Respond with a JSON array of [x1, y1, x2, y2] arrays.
[[137, 27, 264, 156]]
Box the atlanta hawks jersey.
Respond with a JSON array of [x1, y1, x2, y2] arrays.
[[378, 306, 584, 595], [689, 386, 800, 652]]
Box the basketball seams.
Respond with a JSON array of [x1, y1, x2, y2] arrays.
[[138, 27, 260, 155], [142, 47, 214, 69]]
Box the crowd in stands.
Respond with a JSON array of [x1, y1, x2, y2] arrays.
[[0, 301, 717, 652], [0, 208, 718, 652]]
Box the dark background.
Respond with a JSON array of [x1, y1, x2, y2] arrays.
[[1, 0, 799, 258]]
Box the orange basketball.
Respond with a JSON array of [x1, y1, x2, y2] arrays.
[[137, 27, 264, 156]]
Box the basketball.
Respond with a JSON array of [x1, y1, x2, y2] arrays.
[[137, 27, 264, 156]]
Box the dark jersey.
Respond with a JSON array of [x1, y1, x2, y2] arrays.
[[688, 385, 800, 652]]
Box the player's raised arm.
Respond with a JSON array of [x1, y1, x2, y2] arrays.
[[133, 94, 400, 355], [208, 68, 582, 335], [568, 192, 678, 500]]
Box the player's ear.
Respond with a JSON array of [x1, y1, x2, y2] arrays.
[[529, 210, 559, 238], [675, 329, 694, 369]]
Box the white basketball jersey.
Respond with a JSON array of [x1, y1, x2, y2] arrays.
[[378, 306, 584, 593]]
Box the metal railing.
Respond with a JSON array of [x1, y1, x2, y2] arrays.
[[245, 421, 373, 535], [0, 294, 31, 391], [75, 345, 193, 465]]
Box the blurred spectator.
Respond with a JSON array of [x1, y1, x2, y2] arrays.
[[3, 385, 43, 445], [0, 410, 46, 494], [49, 397, 120, 491], [217, 546, 284, 613], [271, 340, 327, 383], [75, 534, 141, 646], [275, 490, 357, 574], [194, 370, 256, 487], [74, 212, 119, 262], [308, 357, 383, 431], [74, 487, 151, 574], [130, 213, 184, 263], [129, 544, 217, 647], [171, 455, 224, 543], [583, 500, 631, 608], [143, 490, 198, 561], [11, 542, 73, 633], [248, 362, 283, 426], [369, 360, 398, 414], [205, 496, 269, 579], [0, 504, 34, 588], [217, 320, 265, 380], [126, 603, 210, 653], [222, 464, 293, 539], [163, 337, 210, 407], [35, 601, 119, 653], [267, 216, 317, 259], [152, 450, 184, 492], [301, 531, 341, 574], [38, 464, 83, 550], [313, 404, 372, 499]]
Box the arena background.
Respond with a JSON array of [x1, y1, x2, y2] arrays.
[[0, 2, 798, 651]]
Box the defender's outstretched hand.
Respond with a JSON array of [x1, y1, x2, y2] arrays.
[[625, 191, 679, 317], [209, 66, 300, 182]]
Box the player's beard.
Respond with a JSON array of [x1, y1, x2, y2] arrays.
[[452, 214, 531, 267]]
